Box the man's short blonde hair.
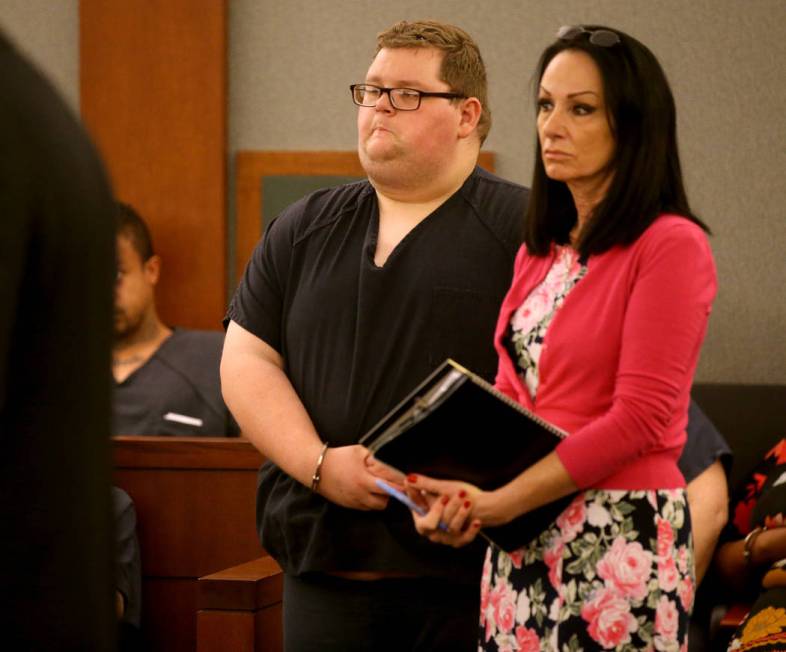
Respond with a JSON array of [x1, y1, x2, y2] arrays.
[[376, 20, 491, 144]]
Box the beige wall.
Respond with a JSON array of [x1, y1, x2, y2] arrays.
[[3, 1, 785, 383], [0, 0, 79, 112]]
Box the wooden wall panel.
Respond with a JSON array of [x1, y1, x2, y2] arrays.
[[197, 611, 256, 652], [142, 579, 198, 652], [80, 0, 228, 330], [113, 436, 264, 578]]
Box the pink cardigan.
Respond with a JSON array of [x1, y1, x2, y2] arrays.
[[494, 215, 717, 490]]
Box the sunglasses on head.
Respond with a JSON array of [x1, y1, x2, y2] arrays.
[[557, 25, 621, 47]]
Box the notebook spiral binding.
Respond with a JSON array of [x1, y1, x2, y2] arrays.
[[448, 360, 568, 440]]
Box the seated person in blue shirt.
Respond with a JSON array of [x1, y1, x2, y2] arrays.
[[112, 202, 238, 436]]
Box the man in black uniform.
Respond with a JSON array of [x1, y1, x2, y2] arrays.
[[223, 20, 522, 651], [0, 30, 116, 649]]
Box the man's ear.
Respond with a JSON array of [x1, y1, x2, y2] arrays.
[[144, 254, 162, 286], [457, 97, 482, 140]]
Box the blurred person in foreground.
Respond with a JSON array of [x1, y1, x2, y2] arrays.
[[0, 30, 116, 649]]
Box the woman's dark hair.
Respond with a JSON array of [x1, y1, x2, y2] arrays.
[[525, 25, 709, 258]]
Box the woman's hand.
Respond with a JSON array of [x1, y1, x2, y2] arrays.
[[404, 474, 484, 548]]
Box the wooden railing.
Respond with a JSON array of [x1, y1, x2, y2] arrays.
[[197, 556, 283, 652]]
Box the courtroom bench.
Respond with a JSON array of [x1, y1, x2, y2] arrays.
[[113, 435, 267, 652]]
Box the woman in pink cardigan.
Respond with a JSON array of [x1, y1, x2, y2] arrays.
[[407, 25, 716, 649]]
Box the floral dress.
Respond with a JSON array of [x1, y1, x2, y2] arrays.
[[483, 246, 693, 651]]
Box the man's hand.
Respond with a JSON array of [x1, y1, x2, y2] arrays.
[[317, 445, 403, 510]]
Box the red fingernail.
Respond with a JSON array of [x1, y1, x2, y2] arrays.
[[458, 490, 467, 499], [407, 474, 418, 483], [464, 500, 471, 509], [473, 520, 481, 528], [441, 495, 450, 505]]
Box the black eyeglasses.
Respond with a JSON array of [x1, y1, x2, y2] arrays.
[[350, 83, 465, 111], [557, 25, 621, 47]]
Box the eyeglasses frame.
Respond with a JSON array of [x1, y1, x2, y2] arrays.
[[349, 83, 466, 111]]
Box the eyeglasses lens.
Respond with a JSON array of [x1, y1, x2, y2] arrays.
[[352, 86, 376, 105], [588, 30, 620, 47], [390, 90, 420, 110]]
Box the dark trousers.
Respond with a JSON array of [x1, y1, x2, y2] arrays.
[[283, 573, 479, 652]]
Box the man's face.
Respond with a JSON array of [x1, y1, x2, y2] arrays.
[[114, 235, 158, 339], [357, 47, 467, 182]]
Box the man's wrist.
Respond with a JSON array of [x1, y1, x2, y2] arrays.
[[310, 442, 329, 493]]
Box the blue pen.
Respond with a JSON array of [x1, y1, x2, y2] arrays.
[[375, 478, 449, 531]]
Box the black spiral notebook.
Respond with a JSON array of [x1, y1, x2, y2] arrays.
[[359, 359, 574, 552]]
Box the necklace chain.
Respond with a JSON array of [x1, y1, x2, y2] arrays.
[[112, 354, 145, 366]]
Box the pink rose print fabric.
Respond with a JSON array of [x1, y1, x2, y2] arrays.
[[479, 489, 693, 650], [597, 537, 653, 601], [581, 587, 638, 648], [506, 245, 587, 399]]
